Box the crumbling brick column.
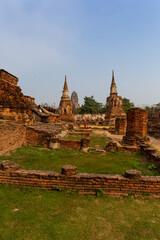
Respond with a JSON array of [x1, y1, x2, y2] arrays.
[[115, 117, 127, 135], [61, 165, 77, 176], [105, 141, 118, 152], [125, 170, 141, 179], [0, 161, 20, 171], [123, 108, 149, 146]]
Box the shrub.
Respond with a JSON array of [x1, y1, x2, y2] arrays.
[[148, 164, 157, 171], [96, 188, 103, 197]]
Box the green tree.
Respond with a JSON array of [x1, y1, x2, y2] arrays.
[[155, 103, 160, 112], [144, 106, 151, 112], [122, 98, 134, 113], [78, 96, 105, 114]]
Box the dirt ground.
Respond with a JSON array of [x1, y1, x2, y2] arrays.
[[149, 136, 160, 152]]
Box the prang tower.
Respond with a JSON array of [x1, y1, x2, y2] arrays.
[[59, 75, 73, 120], [71, 91, 80, 114], [105, 70, 126, 126]]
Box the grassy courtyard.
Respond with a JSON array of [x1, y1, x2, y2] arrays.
[[0, 138, 159, 240], [0, 184, 159, 240], [0, 146, 159, 176], [63, 129, 111, 148]]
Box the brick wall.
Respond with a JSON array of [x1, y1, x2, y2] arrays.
[[0, 162, 159, 196], [0, 121, 64, 154], [25, 124, 64, 148], [0, 122, 26, 155], [50, 138, 90, 150], [0, 121, 87, 153], [59, 139, 82, 150]]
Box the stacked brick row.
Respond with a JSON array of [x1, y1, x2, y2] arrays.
[[0, 162, 159, 196]]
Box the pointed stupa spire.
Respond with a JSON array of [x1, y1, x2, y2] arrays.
[[63, 75, 68, 91], [110, 70, 117, 95], [112, 70, 116, 85], [61, 75, 70, 100]]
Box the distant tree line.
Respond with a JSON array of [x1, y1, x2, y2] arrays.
[[42, 98, 160, 115], [144, 103, 160, 113], [78, 96, 106, 114], [122, 98, 134, 113], [78, 96, 135, 114]]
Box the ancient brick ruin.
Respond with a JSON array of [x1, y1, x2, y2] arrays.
[[0, 69, 64, 123], [0, 69, 34, 122], [105, 71, 126, 126], [123, 108, 150, 146], [0, 120, 77, 155]]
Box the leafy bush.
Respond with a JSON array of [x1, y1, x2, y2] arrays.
[[96, 188, 103, 197], [148, 164, 157, 171]]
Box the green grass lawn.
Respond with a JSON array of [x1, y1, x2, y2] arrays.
[[89, 131, 111, 148], [0, 146, 159, 176], [89, 136, 111, 148], [64, 130, 111, 148], [0, 184, 159, 240]]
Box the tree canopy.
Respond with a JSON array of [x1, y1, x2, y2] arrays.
[[122, 98, 134, 113], [78, 96, 135, 114], [78, 96, 106, 114], [154, 103, 160, 111]]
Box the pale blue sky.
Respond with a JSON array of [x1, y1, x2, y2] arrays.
[[0, 0, 160, 107]]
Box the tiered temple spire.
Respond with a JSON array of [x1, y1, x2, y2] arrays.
[[59, 75, 73, 120], [61, 75, 70, 100], [63, 75, 68, 91], [105, 70, 126, 125], [110, 70, 117, 95]]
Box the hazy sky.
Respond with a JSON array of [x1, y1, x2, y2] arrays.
[[0, 0, 160, 107]]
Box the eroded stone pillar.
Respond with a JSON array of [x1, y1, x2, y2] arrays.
[[61, 165, 77, 176]]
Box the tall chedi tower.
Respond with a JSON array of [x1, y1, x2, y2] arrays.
[[105, 70, 126, 126], [59, 75, 74, 121]]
